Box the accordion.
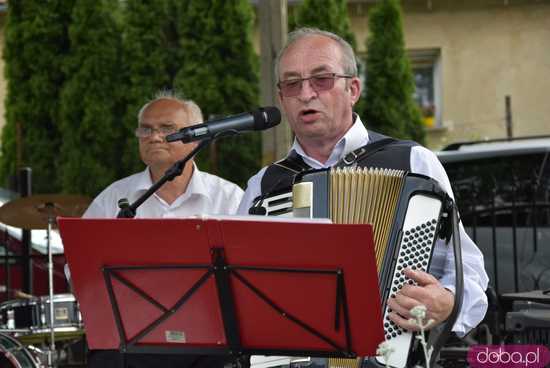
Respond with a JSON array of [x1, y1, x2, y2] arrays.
[[253, 167, 452, 368]]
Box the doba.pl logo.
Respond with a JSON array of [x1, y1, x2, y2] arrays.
[[468, 345, 550, 367]]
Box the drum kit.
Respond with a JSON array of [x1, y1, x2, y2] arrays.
[[0, 194, 90, 368]]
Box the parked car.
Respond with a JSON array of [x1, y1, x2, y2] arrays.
[[437, 135, 550, 295]]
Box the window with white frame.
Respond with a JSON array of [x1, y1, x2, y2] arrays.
[[409, 48, 442, 128]]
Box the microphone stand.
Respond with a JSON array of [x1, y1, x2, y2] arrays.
[[117, 138, 212, 218]]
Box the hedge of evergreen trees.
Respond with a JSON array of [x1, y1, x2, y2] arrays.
[[1, 0, 74, 194], [59, 0, 125, 196], [291, 0, 357, 50], [358, 0, 425, 143], [1, 0, 424, 198], [174, 0, 260, 184]]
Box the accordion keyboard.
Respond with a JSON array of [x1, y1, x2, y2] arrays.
[[376, 194, 443, 368], [258, 191, 293, 216]]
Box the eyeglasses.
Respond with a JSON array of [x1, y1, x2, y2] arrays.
[[277, 72, 353, 97], [134, 125, 179, 139]]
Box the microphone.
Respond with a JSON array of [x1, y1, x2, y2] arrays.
[[166, 106, 281, 143]]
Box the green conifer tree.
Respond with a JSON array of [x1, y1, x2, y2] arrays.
[[1, 1, 74, 193], [291, 0, 357, 50], [360, 0, 425, 143], [175, 0, 260, 187], [59, 0, 125, 196], [120, 0, 182, 174]]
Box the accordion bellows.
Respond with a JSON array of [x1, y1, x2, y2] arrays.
[[330, 167, 404, 271]]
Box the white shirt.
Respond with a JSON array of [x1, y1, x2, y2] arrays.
[[84, 165, 244, 218], [237, 116, 489, 336]]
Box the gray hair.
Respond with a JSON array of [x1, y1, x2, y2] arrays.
[[137, 89, 203, 126], [275, 27, 358, 82]]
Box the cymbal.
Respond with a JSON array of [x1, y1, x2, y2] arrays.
[[0, 194, 91, 230]]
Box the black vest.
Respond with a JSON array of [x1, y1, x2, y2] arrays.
[[256, 130, 418, 204]]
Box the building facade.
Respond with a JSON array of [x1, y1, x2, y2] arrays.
[[349, 0, 550, 149]]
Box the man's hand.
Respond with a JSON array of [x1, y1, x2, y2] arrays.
[[386, 268, 454, 331]]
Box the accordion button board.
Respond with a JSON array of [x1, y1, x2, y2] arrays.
[[376, 194, 442, 368]]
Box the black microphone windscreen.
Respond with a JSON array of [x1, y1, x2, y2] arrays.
[[253, 106, 281, 130]]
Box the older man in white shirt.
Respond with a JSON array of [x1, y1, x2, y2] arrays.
[[84, 92, 243, 219]]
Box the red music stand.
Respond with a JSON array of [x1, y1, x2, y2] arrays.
[[57, 217, 384, 358]]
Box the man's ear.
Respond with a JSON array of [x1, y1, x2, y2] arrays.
[[349, 77, 362, 106], [277, 90, 284, 105]]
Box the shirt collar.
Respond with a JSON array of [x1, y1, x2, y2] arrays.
[[290, 114, 370, 168], [134, 167, 154, 192], [184, 163, 210, 199]]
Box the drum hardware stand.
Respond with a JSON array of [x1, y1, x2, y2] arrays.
[[0, 193, 90, 367], [43, 202, 56, 368]]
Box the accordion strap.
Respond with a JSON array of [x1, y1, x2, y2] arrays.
[[259, 136, 399, 199], [273, 150, 311, 173], [338, 137, 397, 167], [255, 151, 311, 208]]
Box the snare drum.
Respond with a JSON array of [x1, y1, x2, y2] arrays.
[[0, 333, 40, 368], [36, 294, 82, 330]]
